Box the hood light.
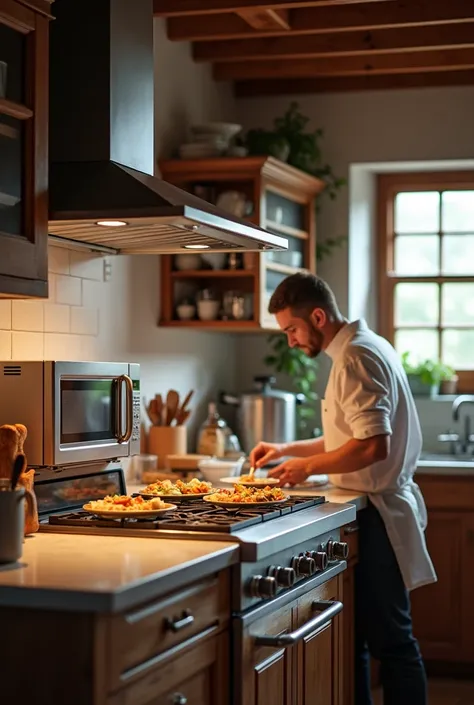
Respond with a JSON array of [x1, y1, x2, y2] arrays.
[[184, 244, 210, 250], [96, 220, 128, 227]]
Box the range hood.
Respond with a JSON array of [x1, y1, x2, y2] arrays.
[[47, 0, 287, 255]]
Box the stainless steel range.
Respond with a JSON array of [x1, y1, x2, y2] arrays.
[[36, 465, 356, 615]]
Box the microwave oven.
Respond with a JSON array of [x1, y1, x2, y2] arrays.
[[0, 361, 140, 467]]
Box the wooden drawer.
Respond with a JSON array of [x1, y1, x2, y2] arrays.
[[107, 573, 229, 690], [342, 522, 359, 565], [108, 632, 228, 705]]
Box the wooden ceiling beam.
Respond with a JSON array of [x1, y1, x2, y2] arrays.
[[234, 69, 474, 96], [237, 8, 290, 31], [165, 0, 474, 42], [154, 0, 390, 18], [194, 22, 474, 62], [214, 47, 474, 80]]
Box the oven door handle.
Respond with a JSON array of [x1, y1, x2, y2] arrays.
[[116, 374, 134, 443], [255, 600, 343, 648]]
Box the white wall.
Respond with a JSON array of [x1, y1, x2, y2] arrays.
[[234, 86, 474, 445], [0, 18, 238, 451]]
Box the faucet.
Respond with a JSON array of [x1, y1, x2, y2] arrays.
[[451, 395, 474, 454]]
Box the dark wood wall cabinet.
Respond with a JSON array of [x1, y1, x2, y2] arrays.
[[158, 157, 324, 332], [0, 0, 52, 298]]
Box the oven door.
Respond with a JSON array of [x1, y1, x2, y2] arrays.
[[46, 361, 140, 466]]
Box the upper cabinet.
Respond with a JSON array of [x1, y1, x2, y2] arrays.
[[159, 156, 324, 331], [0, 0, 52, 298]]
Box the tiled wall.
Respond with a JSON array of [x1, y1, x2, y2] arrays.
[[0, 246, 106, 361]]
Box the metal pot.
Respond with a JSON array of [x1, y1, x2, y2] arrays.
[[220, 376, 304, 455]]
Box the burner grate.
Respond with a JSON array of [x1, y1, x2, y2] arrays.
[[45, 496, 326, 533]]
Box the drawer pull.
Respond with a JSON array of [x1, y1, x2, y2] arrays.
[[172, 695, 187, 705], [344, 525, 359, 535], [165, 609, 195, 633]]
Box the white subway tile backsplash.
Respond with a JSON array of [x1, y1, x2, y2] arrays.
[[44, 333, 82, 359], [49, 246, 70, 275], [47, 273, 57, 303], [12, 331, 44, 359], [69, 251, 103, 281], [56, 275, 82, 306], [44, 303, 70, 333], [12, 300, 44, 332], [0, 300, 12, 329], [71, 306, 98, 336], [0, 331, 11, 358], [81, 279, 103, 309]]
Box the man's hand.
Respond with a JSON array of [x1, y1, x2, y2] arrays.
[[268, 457, 311, 486], [249, 441, 286, 469]]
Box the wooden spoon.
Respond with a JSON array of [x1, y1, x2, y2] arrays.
[[11, 453, 26, 491], [166, 390, 180, 426]]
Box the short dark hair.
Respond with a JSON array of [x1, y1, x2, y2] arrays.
[[268, 271, 339, 317]]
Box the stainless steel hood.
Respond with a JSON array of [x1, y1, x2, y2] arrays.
[[47, 0, 287, 255]]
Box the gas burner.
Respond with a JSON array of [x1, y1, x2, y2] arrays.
[[45, 496, 326, 534]]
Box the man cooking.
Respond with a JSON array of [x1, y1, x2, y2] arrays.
[[249, 271, 437, 705]]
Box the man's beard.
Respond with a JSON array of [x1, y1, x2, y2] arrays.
[[298, 322, 324, 358]]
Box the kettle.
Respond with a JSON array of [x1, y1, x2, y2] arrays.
[[220, 376, 304, 455]]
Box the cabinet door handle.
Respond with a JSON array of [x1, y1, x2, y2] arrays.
[[255, 599, 343, 647], [344, 525, 359, 535], [165, 609, 195, 632], [172, 695, 187, 705]]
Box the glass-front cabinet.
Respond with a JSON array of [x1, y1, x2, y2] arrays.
[[0, 0, 52, 298], [159, 157, 324, 331]]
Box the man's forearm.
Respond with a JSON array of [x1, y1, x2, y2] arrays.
[[306, 435, 389, 475], [283, 436, 325, 458]]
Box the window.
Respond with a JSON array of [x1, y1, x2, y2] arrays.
[[377, 172, 474, 392]]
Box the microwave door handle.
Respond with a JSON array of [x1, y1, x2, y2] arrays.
[[116, 374, 134, 443]]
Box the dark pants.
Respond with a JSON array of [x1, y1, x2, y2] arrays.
[[354, 500, 427, 705]]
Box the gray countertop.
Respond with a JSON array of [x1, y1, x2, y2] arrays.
[[0, 533, 239, 613]]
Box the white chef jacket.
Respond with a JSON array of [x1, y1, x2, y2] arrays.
[[322, 319, 437, 592]]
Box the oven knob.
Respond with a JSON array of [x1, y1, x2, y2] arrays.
[[247, 575, 277, 599], [306, 551, 328, 572], [268, 565, 296, 588], [291, 555, 316, 577], [327, 540, 349, 561]]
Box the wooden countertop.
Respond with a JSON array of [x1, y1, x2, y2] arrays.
[[0, 533, 238, 613]]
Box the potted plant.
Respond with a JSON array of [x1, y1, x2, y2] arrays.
[[401, 353, 457, 398]]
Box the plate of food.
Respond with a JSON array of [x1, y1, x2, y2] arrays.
[[203, 484, 289, 509], [83, 494, 177, 519], [138, 477, 215, 502], [219, 475, 280, 488]]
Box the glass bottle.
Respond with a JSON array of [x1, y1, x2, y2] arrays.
[[197, 402, 226, 457]]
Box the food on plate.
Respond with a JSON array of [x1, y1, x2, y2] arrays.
[[141, 478, 213, 496], [206, 484, 287, 503], [238, 474, 279, 485], [85, 494, 167, 512]]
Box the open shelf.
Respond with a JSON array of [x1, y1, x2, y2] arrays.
[[265, 220, 309, 240], [159, 319, 262, 331], [0, 98, 33, 120], [265, 262, 301, 276], [171, 269, 255, 279]]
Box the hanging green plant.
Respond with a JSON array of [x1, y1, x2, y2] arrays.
[[244, 101, 346, 201]]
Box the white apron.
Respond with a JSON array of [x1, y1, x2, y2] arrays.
[[322, 401, 437, 592]]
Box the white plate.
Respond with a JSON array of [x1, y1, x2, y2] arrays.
[[203, 493, 289, 509], [83, 503, 177, 519], [219, 476, 280, 488]]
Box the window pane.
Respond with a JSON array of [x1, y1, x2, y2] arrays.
[[394, 235, 439, 275], [394, 283, 439, 326], [442, 234, 474, 275], [394, 192, 440, 233], [441, 191, 474, 232], [442, 329, 474, 369], [441, 283, 474, 325], [395, 329, 439, 364]]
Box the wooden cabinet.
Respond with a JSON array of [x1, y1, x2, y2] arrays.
[[0, 570, 231, 705], [236, 574, 343, 705], [410, 474, 474, 672], [0, 0, 52, 298], [158, 157, 324, 331]]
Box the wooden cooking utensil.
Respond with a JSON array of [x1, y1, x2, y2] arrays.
[[175, 389, 194, 425], [145, 398, 160, 426], [166, 389, 180, 426], [11, 453, 25, 491]]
